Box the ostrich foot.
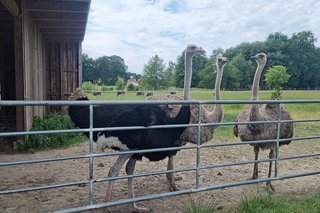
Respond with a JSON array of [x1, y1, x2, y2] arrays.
[[247, 175, 258, 181], [266, 181, 275, 192], [129, 203, 152, 213], [174, 176, 183, 181], [169, 181, 180, 192]]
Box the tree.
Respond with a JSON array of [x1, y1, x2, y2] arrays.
[[141, 55, 166, 90], [222, 63, 241, 90], [265, 65, 290, 99], [198, 59, 215, 89], [96, 56, 111, 85], [229, 53, 255, 89], [82, 54, 98, 82], [163, 61, 176, 88], [108, 55, 128, 84], [115, 78, 126, 90], [175, 50, 207, 88]]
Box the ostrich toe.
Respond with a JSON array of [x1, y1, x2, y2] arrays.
[[129, 203, 152, 212]]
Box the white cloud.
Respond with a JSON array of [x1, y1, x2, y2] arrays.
[[83, 0, 320, 73]]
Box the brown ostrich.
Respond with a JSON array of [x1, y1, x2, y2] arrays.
[[233, 53, 294, 191], [148, 53, 228, 191]]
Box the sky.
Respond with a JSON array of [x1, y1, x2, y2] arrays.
[[82, 0, 320, 74]]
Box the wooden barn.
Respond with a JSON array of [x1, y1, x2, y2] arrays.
[[0, 0, 91, 134]]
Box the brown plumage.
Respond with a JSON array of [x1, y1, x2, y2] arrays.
[[148, 55, 228, 191], [234, 53, 294, 191]]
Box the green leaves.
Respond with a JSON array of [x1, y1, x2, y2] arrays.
[[265, 65, 290, 99], [141, 55, 168, 90]]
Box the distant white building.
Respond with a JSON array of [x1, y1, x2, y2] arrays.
[[127, 78, 139, 86]]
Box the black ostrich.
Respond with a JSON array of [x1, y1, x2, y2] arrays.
[[68, 88, 190, 212]]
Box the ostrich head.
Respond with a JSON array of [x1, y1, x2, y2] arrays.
[[250, 53, 267, 66], [216, 56, 228, 68], [185, 44, 205, 56]]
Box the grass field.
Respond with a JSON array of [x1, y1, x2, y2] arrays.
[[86, 90, 320, 140]]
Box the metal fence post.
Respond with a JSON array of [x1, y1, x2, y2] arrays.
[[89, 104, 94, 205], [195, 103, 202, 189], [275, 103, 282, 177]]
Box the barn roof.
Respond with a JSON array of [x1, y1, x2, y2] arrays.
[[1, 0, 91, 41]]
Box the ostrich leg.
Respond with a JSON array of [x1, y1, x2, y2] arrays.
[[126, 157, 151, 212], [166, 155, 181, 191], [266, 148, 275, 192], [250, 146, 260, 180], [106, 154, 132, 201]]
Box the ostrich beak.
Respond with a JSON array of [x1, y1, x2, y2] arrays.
[[250, 55, 257, 59], [196, 47, 205, 52]]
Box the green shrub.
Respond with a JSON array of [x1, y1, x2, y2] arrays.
[[127, 83, 139, 91], [82, 81, 97, 91], [17, 113, 84, 150], [115, 79, 126, 90], [101, 85, 113, 91]]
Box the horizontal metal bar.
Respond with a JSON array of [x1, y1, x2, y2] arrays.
[[2, 116, 319, 137], [4, 152, 318, 195], [2, 135, 319, 167], [0, 180, 88, 195], [0, 145, 196, 167], [200, 135, 320, 149], [1, 99, 320, 107], [279, 152, 320, 161], [95, 166, 196, 183], [50, 171, 320, 213]]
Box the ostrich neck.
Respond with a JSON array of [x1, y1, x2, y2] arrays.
[[251, 61, 264, 100], [251, 60, 266, 121], [210, 64, 223, 121], [183, 54, 193, 100]]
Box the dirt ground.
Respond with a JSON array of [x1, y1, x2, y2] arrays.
[[0, 138, 319, 213]]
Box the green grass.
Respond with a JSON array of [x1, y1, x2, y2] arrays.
[[238, 192, 320, 213], [86, 90, 320, 140], [180, 198, 216, 213]]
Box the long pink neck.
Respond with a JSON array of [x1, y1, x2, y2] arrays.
[[212, 63, 224, 118], [252, 60, 266, 100], [183, 53, 192, 100]]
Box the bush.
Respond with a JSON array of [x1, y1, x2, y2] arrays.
[[82, 81, 97, 91], [115, 79, 126, 90], [265, 65, 290, 99], [17, 113, 84, 150], [127, 83, 139, 91], [101, 85, 113, 91]]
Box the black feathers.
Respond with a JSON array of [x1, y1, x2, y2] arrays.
[[68, 98, 190, 162]]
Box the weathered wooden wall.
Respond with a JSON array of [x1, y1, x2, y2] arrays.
[[46, 41, 80, 112], [1, 0, 86, 132], [21, 0, 46, 131]]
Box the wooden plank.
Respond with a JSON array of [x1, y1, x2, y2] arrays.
[[40, 27, 85, 34], [0, 0, 19, 16], [29, 11, 87, 21], [34, 20, 86, 28], [14, 15, 24, 132], [25, 0, 89, 13], [43, 33, 83, 38]]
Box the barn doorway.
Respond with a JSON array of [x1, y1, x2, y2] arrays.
[[0, 3, 16, 150]]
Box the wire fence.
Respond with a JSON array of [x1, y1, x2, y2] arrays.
[[0, 99, 320, 212]]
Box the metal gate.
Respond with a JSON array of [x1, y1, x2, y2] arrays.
[[0, 99, 319, 212]]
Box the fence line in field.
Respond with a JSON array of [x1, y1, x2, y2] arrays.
[[0, 99, 320, 212]]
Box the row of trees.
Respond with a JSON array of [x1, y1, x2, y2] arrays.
[[82, 54, 141, 85], [82, 31, 320, 90]]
